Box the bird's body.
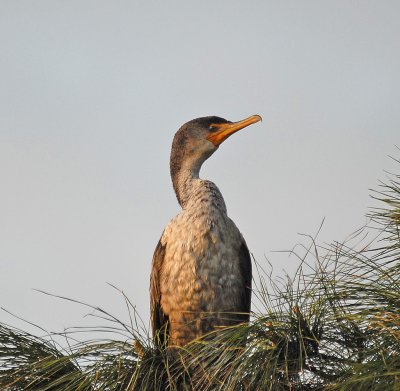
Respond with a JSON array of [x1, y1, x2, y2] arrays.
[[150, 115, 261, 347], [154, 180, 249, 345]]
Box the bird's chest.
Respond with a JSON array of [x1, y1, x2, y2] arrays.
[[160, 209, 242, 312]]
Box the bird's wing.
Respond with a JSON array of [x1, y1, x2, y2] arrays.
[[238, 239, 252, 322], [150, 238, 169, 346]]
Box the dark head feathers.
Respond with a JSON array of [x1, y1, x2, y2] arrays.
[[181, 116, 231, 130]]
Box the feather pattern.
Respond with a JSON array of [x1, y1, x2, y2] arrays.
[[150, 115, 257, 346], [150, 179, 251, 346]]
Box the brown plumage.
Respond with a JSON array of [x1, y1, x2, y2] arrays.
[[150, 114, 261, 347]]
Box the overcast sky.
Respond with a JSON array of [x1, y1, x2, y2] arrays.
[[1, 1, 399, 337]]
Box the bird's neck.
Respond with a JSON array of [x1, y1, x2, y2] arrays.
[[171, 168, 227, 212]]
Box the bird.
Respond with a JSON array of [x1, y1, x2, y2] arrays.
[[150, 114, 262, 347]]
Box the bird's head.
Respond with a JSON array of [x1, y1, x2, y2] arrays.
[[170, 114, 262, 177]]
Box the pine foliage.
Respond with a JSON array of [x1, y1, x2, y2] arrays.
[[1, 160, 400, 390]]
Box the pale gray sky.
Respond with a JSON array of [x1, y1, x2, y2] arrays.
[[1, 1, 399, 335]]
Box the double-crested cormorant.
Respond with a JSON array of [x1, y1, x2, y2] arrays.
[[150, 114, 262, 346]]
